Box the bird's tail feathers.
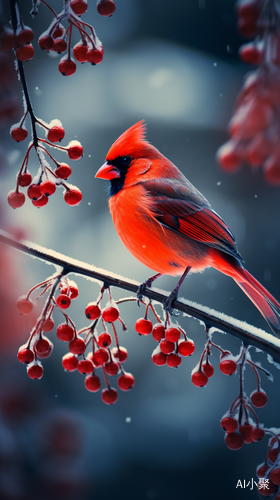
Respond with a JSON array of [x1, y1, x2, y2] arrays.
[[235, 267, 280, 338]]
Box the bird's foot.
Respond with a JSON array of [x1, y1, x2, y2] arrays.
[[136, 278, 154, 306], [162, 289, 180, 316]]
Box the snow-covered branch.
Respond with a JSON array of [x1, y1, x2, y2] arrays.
[[1, 228, 280, 364]]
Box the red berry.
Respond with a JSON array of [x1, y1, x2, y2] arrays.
[[239, 43, 263, 65], [27, 363, 44, 380], [67, 140, 83, 160], [177, 339, 195, 356], [202, 362, 214, 378], [42, 318, 55, 332], [93, 348, 109, 365], [216, 141, 241, 173], [16, 44, 34, 61], [56, 323, 75, 342], [101, 388, 118, 405], [167, 353, 181, 368], [11, 125, 28, 142], [34, 337, 52, 355], [8, 191, 25, 209], [60, 281, 79, 299], [55, 163, 72, 179], [37, 343, 53, 359], [118, 373, 135, 391], [86, 46, 104, 65], [97, 333, 112, 348], [16, 297, 33, 315], [270, 468, 280, 486], [56, 294, 71, 309], [102, 306, 119, 323], [38, 34, 53, 51], [85, 374, 101, 392], [97, 0, 116, 17], [53, 25, 65, 39], [73, 41, 88, 62], [18, 172, 32, 187], [52, 38, 67, 53], [0, 27, 16, 51], [104, 361, 119, 376], [69, 337, 86, 355], [159, 339, 175, 354], [85, 303, 101, 320], [77, 359, 94, 374], [251, 427, 265, 442], [225, 432, 244, 450], [71, 0, 88, 15], [111, 346, 128, 363], [258, 480, 278, 497], [135, 318, 153, 335], [257, 465, 269, 478], [27, 184, 41, 200], [16, 27, 34, 45], [152, 348, 167, 366], [250, 390, 268, 408], [17, 346, 34, 364], [268, 447, 279, 463], [32, 196, 49, 208], [62, 353, 78, 371], [165, 326, 181, 342], [239, 424, 253, 442], [152, 323, 165, 342], [219, 359, 237, 376], [58, 58, 76, 76], [64, 188, 83, 206], [191, 370, 208, 387], [220, 416, 238, 433], [39, 180, 56, 197], [47, 121, 65, 143]]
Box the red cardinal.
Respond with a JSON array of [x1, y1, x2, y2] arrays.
[[95, 121, 280, 337]]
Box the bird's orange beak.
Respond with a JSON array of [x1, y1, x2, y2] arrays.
[[95, 162, 121, 180]]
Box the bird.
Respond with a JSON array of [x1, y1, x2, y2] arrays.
[[95, 120, 280, 337]]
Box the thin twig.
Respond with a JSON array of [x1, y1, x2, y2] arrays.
[[1, 228, 280, 363]]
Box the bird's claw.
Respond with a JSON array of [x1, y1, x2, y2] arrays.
[[163, 291, 180, 316], [136, 282, 147, 306]]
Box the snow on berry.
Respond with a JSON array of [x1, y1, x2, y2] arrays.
[[62, 353, 78, 372], [85, 303, 101, 320], [27, 362, 44, 380]]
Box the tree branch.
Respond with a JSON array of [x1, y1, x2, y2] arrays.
[[1, 228, 280, 363]]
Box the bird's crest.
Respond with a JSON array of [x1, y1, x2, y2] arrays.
[[106, 120, 148, 160]]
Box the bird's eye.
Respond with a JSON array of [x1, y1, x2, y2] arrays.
[[121, 156, 132, 165]]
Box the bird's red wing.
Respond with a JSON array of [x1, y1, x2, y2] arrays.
[[143, 179, 243, 262]]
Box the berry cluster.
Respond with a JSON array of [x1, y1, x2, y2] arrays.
[[1, 1, 116, 73], [8, 116, 83, 209], [216, 0, 280, 186], [0, 23, 35, 61], [17, 280, 135, 405], [36, 0, 116, 76], [256, 439, 280, 497]]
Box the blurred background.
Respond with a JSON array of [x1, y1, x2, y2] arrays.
[[1, 0, 280, 499]]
